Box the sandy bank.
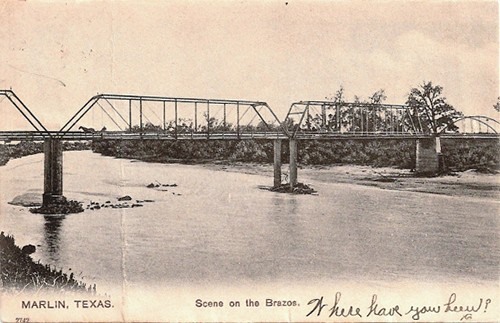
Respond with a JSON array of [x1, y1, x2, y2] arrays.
[[202, 162, 500, 200]]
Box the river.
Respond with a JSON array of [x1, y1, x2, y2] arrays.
[[0, 151, 498, 293]]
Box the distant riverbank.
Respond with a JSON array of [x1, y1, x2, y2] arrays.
[[0, 141, 90, 166], [92, 138, 499, 171]]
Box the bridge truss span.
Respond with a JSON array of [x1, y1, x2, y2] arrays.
[[440, 115, 500, 135], [283, 100, 424, 139], [56, 93, 284, 140]]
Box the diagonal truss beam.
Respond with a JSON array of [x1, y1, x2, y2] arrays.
[[0, 90, 49, 135]]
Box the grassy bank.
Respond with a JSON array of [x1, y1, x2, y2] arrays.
[[0, 232, 93, 293]]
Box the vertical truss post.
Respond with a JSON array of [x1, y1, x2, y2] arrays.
[[163, 101, 166, 131], [223, 103, 227, 129], [207, 101, 210, 139], [236, 102, 240, 139], [139, 98, 143, 133], [174, 99, 178, 139], [397, 110, 400, 133], [389, 108, 393, 134], [321, 105, 326, 131], [129, 100, 132, 132], [336, 103, 340, 132], [366, 109, 369, 133], [351, 105, 354, 133], [194, 102, 198, 131], [384, 106, 388, 134], [359, 107, 365, 134]]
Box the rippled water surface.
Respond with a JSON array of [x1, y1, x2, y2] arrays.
[[1, 151, 498, 290]]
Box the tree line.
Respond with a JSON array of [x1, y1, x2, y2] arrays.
[[307, 82, 464, 134]]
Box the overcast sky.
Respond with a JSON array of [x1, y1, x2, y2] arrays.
[[1, 1, 498, 129]]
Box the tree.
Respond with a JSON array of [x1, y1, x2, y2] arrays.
[[325, 85, 345, 103], [494, 97, 500, 112], [406, 81, 463, 134], [369, 89, 387, 104]]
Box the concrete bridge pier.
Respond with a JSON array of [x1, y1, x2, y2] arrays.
[[289, 139, 298, 188], [415, 137, 439, 175], [273, 139, 282, 187], [43, 138, 65, 206]]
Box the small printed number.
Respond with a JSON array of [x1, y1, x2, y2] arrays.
[[16, 318, 30, 323]]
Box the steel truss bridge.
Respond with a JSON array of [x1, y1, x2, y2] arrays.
[[1, 90, 498, 142], [1, 89, 498, 202]]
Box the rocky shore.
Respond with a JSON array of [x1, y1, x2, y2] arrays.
[[266, 182, 317, 194], [30, 199, 84, 215]]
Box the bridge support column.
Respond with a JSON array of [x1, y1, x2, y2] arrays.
[[289, 139, 298, 188], [273, 139, 282, 188], [416, 137, 439, 175], [43, 138, 65, 206]]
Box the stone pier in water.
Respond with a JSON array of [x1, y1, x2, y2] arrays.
[[43, 138, 65, 207]]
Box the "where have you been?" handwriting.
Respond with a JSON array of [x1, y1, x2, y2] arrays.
[[306, 292, 492, 321]]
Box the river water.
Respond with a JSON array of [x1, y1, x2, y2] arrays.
[[0, 151, 498, 292]]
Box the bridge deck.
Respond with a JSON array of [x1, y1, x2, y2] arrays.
[[0, 131, 498, 142]]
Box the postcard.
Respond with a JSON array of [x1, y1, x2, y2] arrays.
[[0, 1, 498, 322]]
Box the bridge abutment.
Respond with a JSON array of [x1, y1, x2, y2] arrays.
[[43, 138, 65, 206], [415, 137, 439, 175]]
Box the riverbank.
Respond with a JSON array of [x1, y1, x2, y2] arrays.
[[201, 161, 500, 200], [0, 232, 93, 294], [0, 142, 91, 166]]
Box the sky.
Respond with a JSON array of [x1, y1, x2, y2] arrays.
[[0, 0, 498, 130]]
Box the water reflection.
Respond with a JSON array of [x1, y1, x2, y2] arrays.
[[271, 195, 298, 213], [268, 196, 302, 264], [43, 215, 65, 262]]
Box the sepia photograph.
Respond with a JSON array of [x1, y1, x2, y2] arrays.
[[0, 1, 498, 322]]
